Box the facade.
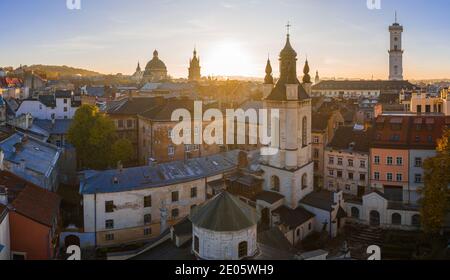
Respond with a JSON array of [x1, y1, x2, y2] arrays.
[[0, 133, 62, 192], [143, 50, 168, 82], [188, 49, 201, 81], [312, 111, 344, 188], [15, 90, 81, 120], [79, 151, 239, 248], [0, 204, 10, 260], [324, 126, 371, 197], [9, 185, 61, 260], [388, 17, 404, 81], [407, 91, 450, 115]]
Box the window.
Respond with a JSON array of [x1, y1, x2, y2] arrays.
[[238, 241, 248, 259], [191, 187, 197, 198], [172, 191, 179, 202], [360, 174, 366, 182], [337, 158, 343, 166], [392, 213, 402, 225], [105, 201, 114, 213], [412, 215, 421, 227], [374, 156, 380, 165], [387, 157, 393, 165], [194, 236, 200, 253], [127, 119, 133, 128], [118, 120, 124, 128], [415, 174, 422, 183], [360, 161, 366, 168], [396, 173, 403, 182], [387, 173, 393, 182], [271, 176, 280, 192], [302, 117, 308, 147], [396, 157, 403, 166], [168, 129, 173, 139], [313, 149, 319, 158], [329, 157, 334, 165], [313, 136, 319, 144], [374, 172, 380, 181], [296, 228, 300, 237], [348, 172, 354, 180], [345, 185, 351, 191], [105, 219, 114, 229], [64, 99, 68, 104], [301, 174, 308, 190], [64, 107, 68, 112], [144, 228, 152, 236], [144, 214, 152, 225], [351, 207, 360, 219], [415, 157, 422, 167], [347, 159, 353, 167], [105, 234, 114, 241], [337, 171, 343, 178], [144, 195, 152, 208], [171, 208, 179, 219], [328, 169, 334, 177], [168, 145, 175, 156], [308, 223, 312, 230]]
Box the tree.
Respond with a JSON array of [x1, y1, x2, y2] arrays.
[[421, 128, 450, 235], [67, 105, 117, 170], [111, 138, 134, 166]]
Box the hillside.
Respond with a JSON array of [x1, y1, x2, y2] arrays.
[[25, 65, 102, 79]]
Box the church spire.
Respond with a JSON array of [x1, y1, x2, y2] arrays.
[[302, 59, 311, 84], [136, 61, 141, 72], [264, 57, 274, 84]]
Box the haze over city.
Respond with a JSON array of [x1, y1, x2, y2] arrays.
[[1, 0, 450, 79]]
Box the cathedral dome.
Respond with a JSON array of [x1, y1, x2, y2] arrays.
[[143, 50, 168, 82]]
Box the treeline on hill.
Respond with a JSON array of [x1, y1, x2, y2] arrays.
[[24, 65, 102, 79]]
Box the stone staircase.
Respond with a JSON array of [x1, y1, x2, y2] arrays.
[[344, 223, 384, 260]]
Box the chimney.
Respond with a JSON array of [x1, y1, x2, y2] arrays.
[[117, 161, 123, 172]]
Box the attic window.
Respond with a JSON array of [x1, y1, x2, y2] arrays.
[[113, 177, 119, 184]]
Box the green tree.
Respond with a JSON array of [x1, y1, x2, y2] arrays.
[[421, 128, 450, 235], [111, 138, 134, 166], [67, 104, 117, 170]]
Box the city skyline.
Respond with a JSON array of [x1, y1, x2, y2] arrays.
[[1, 0, 450, 79]]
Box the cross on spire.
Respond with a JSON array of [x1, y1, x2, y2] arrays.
[[286, 21, 291, 36], [395, 11, 398, 23]]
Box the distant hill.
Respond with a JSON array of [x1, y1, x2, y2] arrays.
[[24, 65, 102, 79]]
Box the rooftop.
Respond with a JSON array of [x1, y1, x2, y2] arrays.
[[327, 126, 374, 153], [272, 205, 315, 228], [312, 80, 417, 91], [80, 150, 241, 194], [12, 184, 61, 227], [300, 190, 337, 212], [0, 133, 61, 187], [190, 191, 260, 232]]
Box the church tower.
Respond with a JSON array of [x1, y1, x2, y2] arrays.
[[389, 12, 404, 81], [260, 25, 314, 209], [262, 57, 274, 99], [188, 48, 201, 81], [314, 71, 320, 84]]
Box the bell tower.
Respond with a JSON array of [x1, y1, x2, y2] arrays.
[[389, 12, 404, 81]]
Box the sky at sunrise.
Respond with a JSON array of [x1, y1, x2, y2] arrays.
[[1, 0, 450, 79]]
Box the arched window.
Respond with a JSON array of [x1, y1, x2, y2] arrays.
[[392, 213, 402, 225], [271, 176, 280, 192], [238, 241, 248, 259], [412, 214, 421, 227], [370, 210, 380, 226], [351, 207, 360, 219], [302, 117, 308, 147], [301, 174, 308, 190]]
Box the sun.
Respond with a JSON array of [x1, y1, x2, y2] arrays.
[[202, 40, 255, 77]]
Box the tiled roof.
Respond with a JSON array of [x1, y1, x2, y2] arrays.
[[106, 97, 163, 115], [327, 126, 374, 153], [312, 112, 331, 131], [254, 191, 285, 204], [190, 191, 259, 232], [11, 184, 61, 227], [266, 77, 310, 101], [300, 190, 336, 211], [272, 205, 315, 228], [80, 150, 240, 194]]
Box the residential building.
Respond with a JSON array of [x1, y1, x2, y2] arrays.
[[0, 133, 62, 192], [324, 126, 372, 197], [79, 151, 239, 248], [15, 90, 81, 120], [9, 185, 61, 260]]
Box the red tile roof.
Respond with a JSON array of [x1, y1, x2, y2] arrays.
[[11, 185, 61, 227]]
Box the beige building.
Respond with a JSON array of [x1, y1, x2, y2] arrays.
[[79, 151, 239, 248]]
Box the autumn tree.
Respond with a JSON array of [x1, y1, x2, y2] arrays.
[[421, 128, 450, 235], [68, 105, 118, 170]]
